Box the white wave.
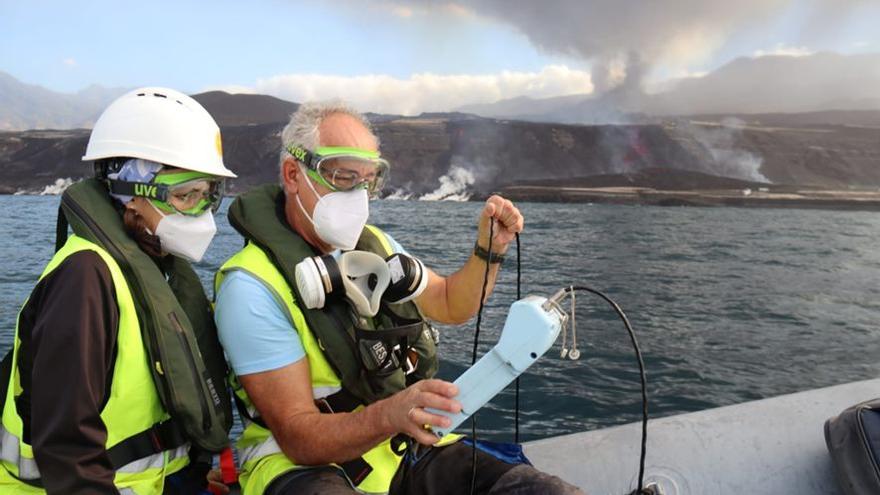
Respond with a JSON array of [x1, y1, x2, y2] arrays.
[[419, 166, 475, 201]]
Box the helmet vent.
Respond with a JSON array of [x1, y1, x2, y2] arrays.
[[153, 92, 167, 98]]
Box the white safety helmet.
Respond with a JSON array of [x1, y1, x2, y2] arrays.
[[83, 87, 236, 178]]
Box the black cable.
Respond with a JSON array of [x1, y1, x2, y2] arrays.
[[566, 286, 650, 495], [514, 233, 521, 444], [470, 218, 494, 495], [471, 218, 493, 364], [465, 228, 648, 494]]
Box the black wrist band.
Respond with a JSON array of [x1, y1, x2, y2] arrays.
[[473, 242, 505, 264]]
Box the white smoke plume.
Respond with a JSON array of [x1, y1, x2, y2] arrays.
[[686, 119, 770, 183], [419, 166, 476, 201], [392, 0, 875, 96]]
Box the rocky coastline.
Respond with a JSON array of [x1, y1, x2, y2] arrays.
[[3, 93, 880, 212], [494, 185, 880, 211]]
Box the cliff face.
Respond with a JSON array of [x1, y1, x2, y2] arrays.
[[443, 120, 703, 191], [0, 130, 90, 193], [666, 121, 880, 187], [2, 115, 880, 196]]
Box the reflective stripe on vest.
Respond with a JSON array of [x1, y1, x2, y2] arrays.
[[0, 236, 188, 493], [236, 424, 283, 467], [0, 422, 189, 480], [117, 444, 189, 474], [218, 239, 397, 494], [0, 424, 39, 481]]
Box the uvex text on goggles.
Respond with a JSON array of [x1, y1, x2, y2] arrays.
[[287, 144, 389, 196], [107, 170, 226, 216]]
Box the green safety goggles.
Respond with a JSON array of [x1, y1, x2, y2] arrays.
[[107, 170, 226, 216], [287, 144, 389, 197]]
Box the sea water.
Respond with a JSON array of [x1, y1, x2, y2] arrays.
[[2, 195, 879, 441]]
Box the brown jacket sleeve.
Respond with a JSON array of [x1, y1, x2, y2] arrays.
[[16, 250, 121, 494]]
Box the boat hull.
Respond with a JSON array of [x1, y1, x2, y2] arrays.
[[524, 378, 880, 494]]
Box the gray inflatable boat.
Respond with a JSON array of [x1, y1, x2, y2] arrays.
[[524, 378, 880, 495]]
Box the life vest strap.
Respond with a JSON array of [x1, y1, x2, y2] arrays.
[[105, 419, 188, 470], [312, 389, 374, 485], [315, 388, 362, 414], [233, 386, 375, 485]]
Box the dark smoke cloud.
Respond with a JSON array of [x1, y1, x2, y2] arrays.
[[452, 1, 783, 59], [402, 0, 874, 93]]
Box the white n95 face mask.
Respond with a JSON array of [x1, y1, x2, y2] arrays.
[[154, 210, 217, 262], [296, 165, 369, 251]]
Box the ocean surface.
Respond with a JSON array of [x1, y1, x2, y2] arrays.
[[2, 195, 879, 442]]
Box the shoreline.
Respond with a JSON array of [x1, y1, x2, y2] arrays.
[[7, 186, 880, 212], [492, 185, 880, 211]]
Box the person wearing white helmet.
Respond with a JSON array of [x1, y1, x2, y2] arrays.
[[85, 87, 237, 263], [0, 88, 235, 494]]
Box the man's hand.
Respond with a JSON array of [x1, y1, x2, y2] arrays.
[[477, 195, 524, 253], [242, 361, 463, 464], [415, 195, 524, 324], [378, 379, 462, 445]]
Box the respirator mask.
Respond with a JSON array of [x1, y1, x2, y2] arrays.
[[295, 250, 432, 379], [294, 251, 429, 317]]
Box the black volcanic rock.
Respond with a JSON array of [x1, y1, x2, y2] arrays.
[[0, 130, 92, 191], [679, 110, 880, 128], [192, 91, 299, 127], [516, 168, 769, 191], [3, 111, 880, 197], [217, 123, 286, 192], [664, 120, 880, 187]]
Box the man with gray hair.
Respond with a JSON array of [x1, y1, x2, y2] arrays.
[[214, 101, 583, 494]]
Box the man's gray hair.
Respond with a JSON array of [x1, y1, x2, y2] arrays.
[[278, 100, 378, 171]]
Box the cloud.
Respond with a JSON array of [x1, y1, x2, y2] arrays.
[[209, 84, 255, 94], [753, 43, 815, 58], [62, 58, 77, 67], [677, 70, 709, 79], [206, 65, 593, 115], [388, 4, 413, 17], [374, 1, 471, 18], [386, 0, 874, 93], [395, 1, 785, 68]]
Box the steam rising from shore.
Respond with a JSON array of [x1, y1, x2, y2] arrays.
[[418, 166, 475, 201], [384, 188, 413, 200], [688, 119, 770, 183], [14, 178, 75, 196]]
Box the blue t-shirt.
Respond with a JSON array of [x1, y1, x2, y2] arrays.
[[215, 236, 407, 377]]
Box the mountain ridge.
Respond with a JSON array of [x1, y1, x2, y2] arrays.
[[0, 72, 129, 131], [2, 94, 879, 200], [458, 52, 880, 123]]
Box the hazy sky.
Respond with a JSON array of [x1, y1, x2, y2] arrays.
[[2, 0, 878, 114]]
